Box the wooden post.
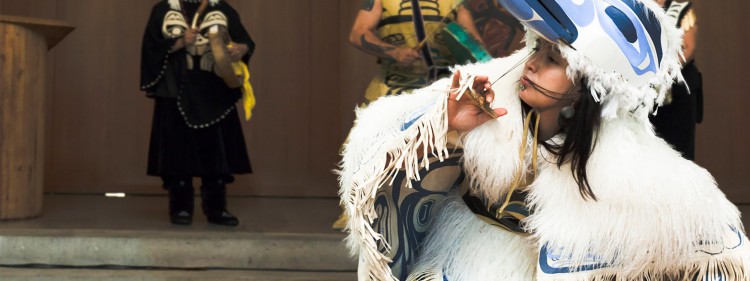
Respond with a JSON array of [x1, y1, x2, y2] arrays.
[[0, 15, 73, 220]]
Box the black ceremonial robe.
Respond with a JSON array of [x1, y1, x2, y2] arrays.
[[140, 0, 254, 177]]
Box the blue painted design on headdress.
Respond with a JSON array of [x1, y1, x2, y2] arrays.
[[556, 0, 595, 27], [619, 0, 663, 63], [597, 0, 659, 75], [501, 0, 565, 42], [498, 0, 665, 79], [538, 0, 579, 43], [502, 0, 534, 20], [605, 6, 638, 43]]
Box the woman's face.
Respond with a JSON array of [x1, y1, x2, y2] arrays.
[[519, 41, 577, 113]]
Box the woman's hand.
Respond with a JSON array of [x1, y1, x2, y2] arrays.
[[228, 43, 248, 62], [447, 71, 507, 132]]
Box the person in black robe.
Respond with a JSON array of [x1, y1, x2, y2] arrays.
[[140, 0, 254, 226], [650, 0, 702, 160]]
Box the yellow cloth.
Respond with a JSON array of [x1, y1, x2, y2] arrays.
[[231, 61, 255, 121], [377, 0, 460, 71], [364, 0, 460, 102]]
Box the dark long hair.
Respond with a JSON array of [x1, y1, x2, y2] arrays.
[[534, 80, 602, 200]]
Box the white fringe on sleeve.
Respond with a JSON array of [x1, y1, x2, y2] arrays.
[[338, 49, 538, 280], [337, 79, 453, 281]]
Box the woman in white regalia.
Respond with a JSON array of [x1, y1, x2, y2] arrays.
[[338, 0, 750, 280]]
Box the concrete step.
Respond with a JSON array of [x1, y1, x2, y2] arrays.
[[0, 228, 356, 271], [0, 195, 357, 272], [0, 267, 356, 281]]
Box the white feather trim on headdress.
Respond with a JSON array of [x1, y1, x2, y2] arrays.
[[168, 0, 220, 10], [523, 0, 684, 122]]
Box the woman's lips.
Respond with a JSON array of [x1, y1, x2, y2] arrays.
[[521, 76, 532, 87]]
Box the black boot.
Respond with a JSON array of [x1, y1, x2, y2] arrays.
[[201, 176, 239, 226], [165, 177, 194, 225]]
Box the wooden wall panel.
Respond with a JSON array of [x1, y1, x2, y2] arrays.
[[1, 0, 745, 202], [227, 0, 345, 197], [0, 0, 57, 19], [308, 1, 346, 183], [1, 0, 373, 197], [338, 1, 379, 137], [33, 0, 157, 193], [692, 0, 750, 203]]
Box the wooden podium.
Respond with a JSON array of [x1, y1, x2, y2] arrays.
[[0, 15, 74, 220]]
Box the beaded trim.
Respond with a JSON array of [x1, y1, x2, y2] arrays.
[[140, 50, 172, 91], [175, 83, 239, 129]]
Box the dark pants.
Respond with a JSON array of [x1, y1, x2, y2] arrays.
[[162, 174, 233, 216]]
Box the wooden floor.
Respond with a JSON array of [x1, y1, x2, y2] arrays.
[[0, 193, 346, 234]]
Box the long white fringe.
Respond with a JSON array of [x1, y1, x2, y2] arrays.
[[338, 80, 452, 281], [406, 197, 536, 281], [338, 49, 537, 280]]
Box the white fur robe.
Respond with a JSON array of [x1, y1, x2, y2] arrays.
[[338, 51, 749, 280]]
